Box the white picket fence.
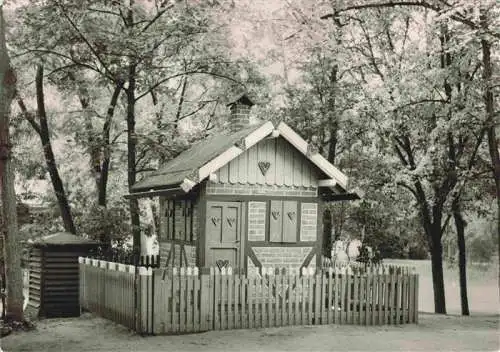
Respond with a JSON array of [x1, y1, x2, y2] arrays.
[[79, 258, 419, 334], [79, 258, 136, 329]]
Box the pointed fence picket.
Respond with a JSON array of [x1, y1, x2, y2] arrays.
[[78, 258, 136, 330], [79, 258, 419, 335]]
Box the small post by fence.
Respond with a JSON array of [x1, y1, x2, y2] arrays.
[[137, 266, 153, 335]]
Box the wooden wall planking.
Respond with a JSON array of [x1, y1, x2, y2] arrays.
[[215, 137, 320, 188]]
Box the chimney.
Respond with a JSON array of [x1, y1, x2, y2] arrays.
[[226, 93, 254, 132]]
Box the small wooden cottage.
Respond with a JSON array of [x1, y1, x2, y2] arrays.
[[128, 94, 359, 274]]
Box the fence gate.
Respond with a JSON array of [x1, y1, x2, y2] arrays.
[[148, 267, 211, 334]]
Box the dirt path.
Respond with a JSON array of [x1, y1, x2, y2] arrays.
[[1, 313, 498, 352]]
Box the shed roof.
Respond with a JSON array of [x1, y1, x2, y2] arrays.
[[32, 232, 98, 247], [131, 122, 267, 192]]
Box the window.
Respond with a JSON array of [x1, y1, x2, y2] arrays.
[[162, 199, 194, 242]]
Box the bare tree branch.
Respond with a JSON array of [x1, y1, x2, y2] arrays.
[[397, 181, 418, 198], [135, 71, 244, 102], [15, 91, 41, 135], [141, 4, 174, 33], [54, 1, 115, 80], [391, 99, 448, 112], [16, 49, 110, 80], [320, 1, 500, 39]]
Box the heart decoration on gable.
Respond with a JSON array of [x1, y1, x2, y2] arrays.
[[271, 210, 280, 221], [287, 212, 296, 221], [258, 161, 271, 176], [216, 259, 230, 271]]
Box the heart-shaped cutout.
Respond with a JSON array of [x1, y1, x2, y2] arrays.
[[271, 211, 280, 221], [227, 217, 235, 227], [258, 161, 271, 176], [211, 217, 220, 226], [216, 259, 230, 271], [287, 212, 296, 221]]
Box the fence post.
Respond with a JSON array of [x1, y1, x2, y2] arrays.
[[137, 266, 153, 335], [199, 267, 211, 331], [314, 270, 322, 325], [414, 274, 419, 324], [78, 257, 85, 314]]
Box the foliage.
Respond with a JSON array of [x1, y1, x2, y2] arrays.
[[78, 204, 131, 247], [467, 234, 496, 263], [356, 245, 383, 265], [8, 0, 267, 249], [3, 0, 497, 318], [465, 213, 497, 263], [408, 239, 430, 260]]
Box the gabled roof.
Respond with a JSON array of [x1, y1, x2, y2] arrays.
[[131, 122, 271, 192], [129, 121, 357, 199], [31, 232, 98, 247]]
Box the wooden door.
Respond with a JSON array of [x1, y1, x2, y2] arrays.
[[206, 201, 243, 270]]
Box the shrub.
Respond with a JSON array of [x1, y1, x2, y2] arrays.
[[356, 245, 383, 265], [80, 204, 131, 248], [468, 234, 496, 263]]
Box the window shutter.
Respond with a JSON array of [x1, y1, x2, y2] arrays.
[[283, 201, 298, 243], [164, 200, 174, 240], [185, 200, 192, 242], [269, 200, 282, 242], [174, 200, 184, 240]]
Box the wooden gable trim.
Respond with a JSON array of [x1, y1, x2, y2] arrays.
[[318, 179, 337, 187], [241, 121, 274, 150], [276, 122, 349, 190], [197, 122, 274, 184], [198, 146, 244, 181], [124, 187, 186, 199], [180, 178, 197, 193]]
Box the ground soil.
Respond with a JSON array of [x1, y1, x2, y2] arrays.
[[3, 260, 498, 351], [1, 313, 498, 352]]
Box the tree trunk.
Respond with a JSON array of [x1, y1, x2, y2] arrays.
[[127, 64, 141, 256], [125, 0, 141, 256], [95, 85, 120, 251], [326, 63, 339, 165], [0, 145, 24, 322], [323, 207, 332, 258], [486, 125, 500, 265], [480, 12, 500, 265], [149, 90, 162, 238], [36, 65, 76, 234], [173, 75, 187, 135], [98, 83, 122, 208], [452, 198, 469, 316], [327, 124, 338, 165], [429, 227, 446, 314], [79, 95, 102, 194], [0, 5, 24, 322]]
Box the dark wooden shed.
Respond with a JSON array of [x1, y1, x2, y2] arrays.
[[27, 232, 98, 318]]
